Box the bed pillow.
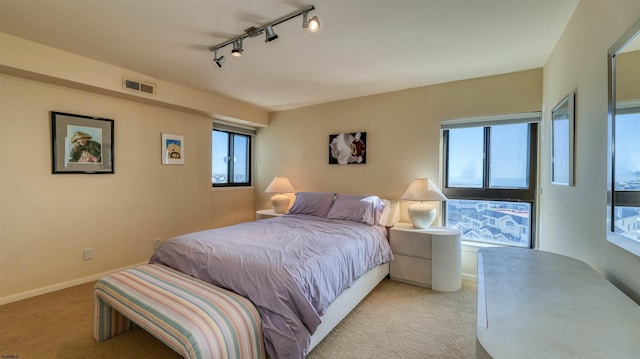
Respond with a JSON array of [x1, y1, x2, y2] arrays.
[[286, 192, 336, 217], [326, 194, 385, 226], [379, 199, 400, 227]]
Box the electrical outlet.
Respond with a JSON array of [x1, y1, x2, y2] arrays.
[[83, 248, 93, 261], [153, 239, 161, 249]]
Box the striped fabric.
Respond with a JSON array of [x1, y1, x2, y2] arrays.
[[94, 264, 265, 359]]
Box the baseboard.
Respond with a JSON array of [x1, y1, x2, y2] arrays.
[[0, 262, 147, 305], [462, 273, 478, 282]]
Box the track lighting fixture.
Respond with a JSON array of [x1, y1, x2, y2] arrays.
[[302, 11, 320, 32], [209, 5, 319, 68], [264, 26, 278, 42], [231, 39, 243, 57], [213, 50, 226, 67], [307, 16, 320, 32]]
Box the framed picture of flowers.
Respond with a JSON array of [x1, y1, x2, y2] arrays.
[[328, 132, 366, 164]]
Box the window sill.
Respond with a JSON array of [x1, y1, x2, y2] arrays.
[[462, 241, 503, 253], [211, 186, 255, 192]]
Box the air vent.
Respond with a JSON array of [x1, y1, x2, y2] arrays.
[[122, 77, 156, 95]]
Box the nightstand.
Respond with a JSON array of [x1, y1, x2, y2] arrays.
[[255, 209, 284, 220], [389, 223, 461, 292]]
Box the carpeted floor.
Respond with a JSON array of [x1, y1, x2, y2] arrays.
[[0, 278, 477, 358]]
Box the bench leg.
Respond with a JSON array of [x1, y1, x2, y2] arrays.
[[94, 294, 135, 341]]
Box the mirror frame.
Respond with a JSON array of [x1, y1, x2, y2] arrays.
[[551, 92, 575, 186], [607, 17, 640, 256]]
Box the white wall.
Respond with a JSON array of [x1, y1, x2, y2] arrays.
[[540, 0, 640, 302]]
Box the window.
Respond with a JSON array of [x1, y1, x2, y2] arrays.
[[611, 106, 640, 243], [442, 114, 539, 248], [212, 123, 254, 187]]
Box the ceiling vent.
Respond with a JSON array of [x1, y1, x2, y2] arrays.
[[122, 77, 156, 95]]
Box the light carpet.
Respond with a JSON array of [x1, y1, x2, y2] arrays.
[[0, 278, 477, 358]]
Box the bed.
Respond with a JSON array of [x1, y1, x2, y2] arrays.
[[149, 192, 397, 359]]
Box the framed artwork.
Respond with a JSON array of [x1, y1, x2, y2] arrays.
[[51, 111, 114, 174], [551, 92, 575, 186], [329, 132, 366, 164], [161, 133, 184, 165]]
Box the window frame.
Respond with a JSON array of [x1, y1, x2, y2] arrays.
[[606, 17, 640, 257], [212, 127, 253, 188], [612, 105, 640, 208], [441, 115, 539, 248]]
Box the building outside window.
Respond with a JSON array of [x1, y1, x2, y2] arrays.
[[212, 123, 254, 187], [441, 113, 539, 248], [612, 106, 640, 242]]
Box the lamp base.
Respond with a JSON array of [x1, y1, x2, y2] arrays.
[[270, 194, 290, 214], [407, 202, 436, 229]]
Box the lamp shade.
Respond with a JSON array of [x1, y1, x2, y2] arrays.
[[265, 176, 295, 214], [402, 178, 447, 229], [265, 176, 295, 194], [401, 178, 447, 201]]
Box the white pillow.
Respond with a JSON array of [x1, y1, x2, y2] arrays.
[[326, 194, 385, 226], [379, 199, 400, 227]]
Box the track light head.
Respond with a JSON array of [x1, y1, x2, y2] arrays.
[[231, 39, 243, 57], [213, 51, 226, 67], [264, 26, 278, 42], [307, 16, 320, 32], [302, 11, 320, 32]]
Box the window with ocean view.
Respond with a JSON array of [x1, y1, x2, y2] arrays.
[[442, 114, 539, 247]]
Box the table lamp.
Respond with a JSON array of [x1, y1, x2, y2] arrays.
[[401, 178, 447, 229], [265, 176, 295, 213]]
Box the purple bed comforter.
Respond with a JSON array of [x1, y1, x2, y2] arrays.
[[149, 214, 393, 359]]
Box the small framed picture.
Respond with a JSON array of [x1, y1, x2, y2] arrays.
[[329, 132, 366, 164], [51, 111, 114, 174], [161, 133, 184, 165], [551, 92, 575, 186]]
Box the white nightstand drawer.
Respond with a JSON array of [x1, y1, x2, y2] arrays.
[[390, 255, 432, 286], [390, 231, 432, 258]]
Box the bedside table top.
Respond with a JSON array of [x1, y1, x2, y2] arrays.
[[391, 222, 460, 235], [256, 209, 284, 216]]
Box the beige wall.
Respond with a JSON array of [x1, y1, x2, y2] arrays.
[[0, 33, 265, 303], [616, 50, 640, 102], [0, 74, 202, 300], [256, 69, 543, 279], [0, 32, 268, 126], [256, 69, 542, 209], [5, 0, 640, 304], [0, 77, 257, 303], [541, 0, 640, 301]]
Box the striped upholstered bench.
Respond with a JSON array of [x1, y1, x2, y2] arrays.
[[94, 264, 265, 359]]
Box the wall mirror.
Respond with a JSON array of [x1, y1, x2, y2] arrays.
[[607, 17, 640, 256], [551, 92, 575, 186]]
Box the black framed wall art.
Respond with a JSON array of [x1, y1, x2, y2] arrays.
[[51, 111, 114, 174], [328, 131, 366, 164]]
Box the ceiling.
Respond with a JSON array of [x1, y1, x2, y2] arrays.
[[0, 0, 579, 112]]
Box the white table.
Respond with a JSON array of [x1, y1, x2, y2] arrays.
[[255, 209, 283, 220], [389, 223, 461, 292]]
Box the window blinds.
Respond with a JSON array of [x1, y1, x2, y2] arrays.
[[441, 112, 541, 129], [212, 121, 257, 136]]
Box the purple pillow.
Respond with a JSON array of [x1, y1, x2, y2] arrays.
[[326, 194, 385, 226], [286, 192, 336, 217]]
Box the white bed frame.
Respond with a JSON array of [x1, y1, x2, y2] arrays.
[[307, 262, 390, 353], [306, 200, 399, 352]]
